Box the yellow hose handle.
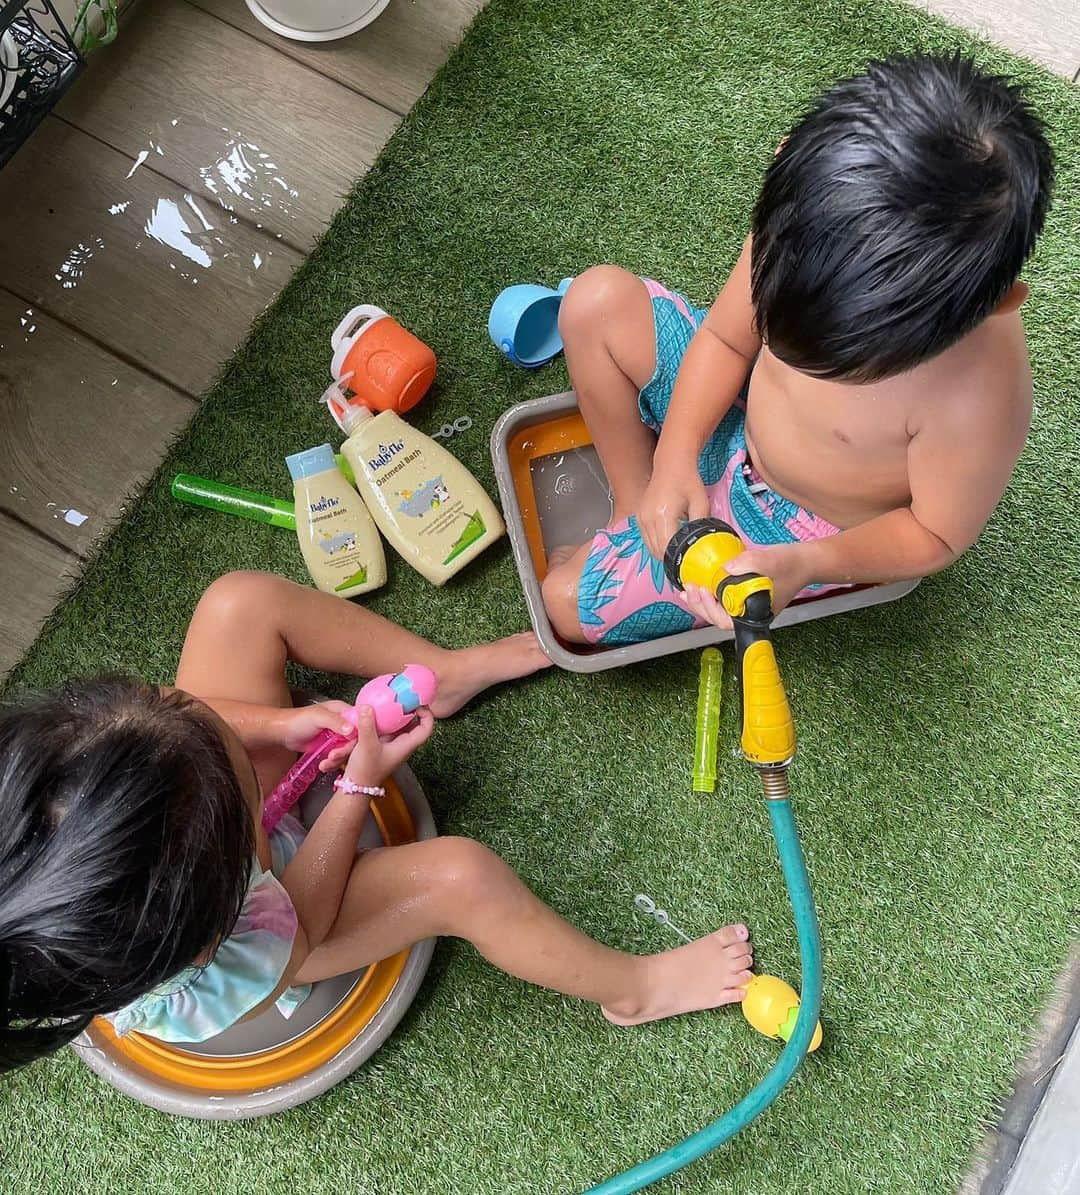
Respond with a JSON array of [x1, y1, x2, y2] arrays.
[[663, 518, 796, 768]]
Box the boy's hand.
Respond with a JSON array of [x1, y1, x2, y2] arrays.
[[680, 543, 811, 628], [638, 467, 710, 560], [341, 706, 435, 789], [276, 702, 358, 771]]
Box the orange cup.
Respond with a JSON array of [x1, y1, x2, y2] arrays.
[[330, 305, 436, 415]]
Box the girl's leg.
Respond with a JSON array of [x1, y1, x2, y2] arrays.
[[295, 836, 753, 1026], [174, 571, 550, 791], [175, 571, 550, 718]]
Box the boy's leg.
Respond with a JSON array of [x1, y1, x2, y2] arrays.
[[559, 265, 659, 518], [543, 266, 659, 641], [295, 835, 753, 1026]]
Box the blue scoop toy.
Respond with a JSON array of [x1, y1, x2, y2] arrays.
[[488, 278, 573, 368]]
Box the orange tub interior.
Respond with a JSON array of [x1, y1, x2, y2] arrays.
[[506, 409, 594, 582], [92, 779, 418, 1094]]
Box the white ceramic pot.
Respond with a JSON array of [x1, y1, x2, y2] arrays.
[[244, 0, 392, 42], [1, 31, 19, 114]]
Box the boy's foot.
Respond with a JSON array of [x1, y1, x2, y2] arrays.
[[546, 543, 583, 570], [431, 632, 552, 718], [601, 925, 754, 1026]]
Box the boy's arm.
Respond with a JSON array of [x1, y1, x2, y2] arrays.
[[694, 387, 1029, 617], [638, 236, 762, 559]]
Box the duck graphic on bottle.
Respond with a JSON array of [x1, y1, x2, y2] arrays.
[[338, 404, 504, 585]]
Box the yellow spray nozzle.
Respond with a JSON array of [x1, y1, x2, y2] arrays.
[[738, 639, 796, 766], [741, 974, 822, 1052], [663, 518, 744, 595], [664, 519, 795, 771], [719, 574, 774, 620]]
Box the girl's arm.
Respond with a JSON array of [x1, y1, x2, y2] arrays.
[[280, 707, 435, 950], [235, 707, 434, 1022], [200, 696, 356, 760]]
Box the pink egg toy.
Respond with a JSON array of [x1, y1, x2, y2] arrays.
[[262, 664, 437, 832]]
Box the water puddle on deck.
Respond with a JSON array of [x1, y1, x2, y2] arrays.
[[3, 121, 302, 542], [42, 120, 299, 296]]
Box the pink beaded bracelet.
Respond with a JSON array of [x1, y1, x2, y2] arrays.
[[333, 776, 385, 798]]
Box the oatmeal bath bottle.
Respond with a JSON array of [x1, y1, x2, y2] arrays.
[[336, 403, 504, 585], [286, 444, 386, 597]]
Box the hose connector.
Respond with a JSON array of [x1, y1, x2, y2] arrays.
[[757, 764, 791, 801]]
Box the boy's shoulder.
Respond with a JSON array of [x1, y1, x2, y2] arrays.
[[910, 311, 1032, 441]]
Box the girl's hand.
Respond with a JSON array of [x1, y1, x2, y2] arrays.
[[681, 543, 811, 628], [275, 702, 358, 772], [341, 706, 435, 789]]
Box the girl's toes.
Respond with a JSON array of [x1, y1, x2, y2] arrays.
[[715, 923, 750, 947]]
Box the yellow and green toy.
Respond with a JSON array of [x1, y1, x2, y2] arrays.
[[742, 974, 823, 1053]]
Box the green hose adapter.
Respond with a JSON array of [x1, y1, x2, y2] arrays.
[[583, 797, 822, 1195], [171, 474, 296, 530]]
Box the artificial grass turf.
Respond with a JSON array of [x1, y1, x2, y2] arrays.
[[3, 0, 1079, 1190]]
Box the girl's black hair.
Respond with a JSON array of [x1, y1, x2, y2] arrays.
[[751, 53, 1054, 382], [0, 679, 253, 1072]]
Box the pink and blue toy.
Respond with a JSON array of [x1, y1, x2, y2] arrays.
[[262, 664, 438, 832]]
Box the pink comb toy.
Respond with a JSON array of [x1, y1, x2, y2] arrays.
[[262, 664, 437, 833]]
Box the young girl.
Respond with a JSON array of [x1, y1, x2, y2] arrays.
[[0, 571, 753, 1067]]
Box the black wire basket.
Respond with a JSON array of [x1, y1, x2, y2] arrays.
[[0, 0, 84, 170]]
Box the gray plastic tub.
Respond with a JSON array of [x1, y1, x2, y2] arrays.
[[491, 391, 919, 672]]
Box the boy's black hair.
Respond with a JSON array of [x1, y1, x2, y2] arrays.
[[0, 680, 253, 1072], [751, 53, 1053, 382]]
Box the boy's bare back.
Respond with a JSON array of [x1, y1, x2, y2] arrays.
[[726, 245, 1034, 553]]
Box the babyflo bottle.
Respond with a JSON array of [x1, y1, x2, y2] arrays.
[[286, 444, 386, 597], [336, 403, 504, 585]]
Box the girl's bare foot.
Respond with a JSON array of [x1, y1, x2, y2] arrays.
[[601, 925, 754, 1026], [431, 632, 552, 718]]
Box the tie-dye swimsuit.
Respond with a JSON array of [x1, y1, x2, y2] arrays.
[[107, 814, 309, 1043], [578, 279, 841, 647]]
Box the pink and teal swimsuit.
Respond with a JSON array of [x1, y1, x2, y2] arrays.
[[107, 814, 309, 1042], [578, 279, 841, 646]]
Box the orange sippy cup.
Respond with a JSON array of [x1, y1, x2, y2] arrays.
[[329, 305, 436, 415]]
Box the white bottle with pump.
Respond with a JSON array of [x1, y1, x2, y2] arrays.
[[286, 444, 386, 597], [336, 403, 504, 585]]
